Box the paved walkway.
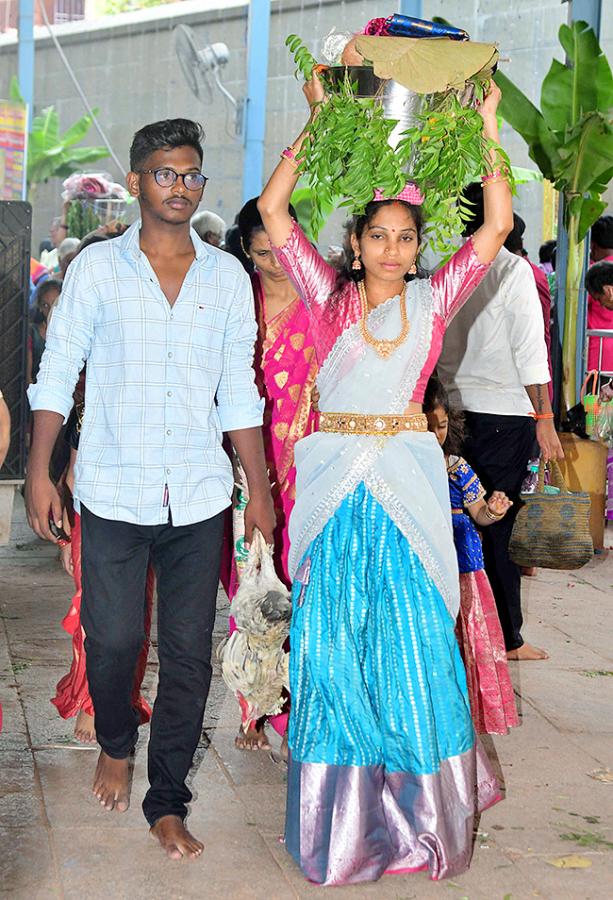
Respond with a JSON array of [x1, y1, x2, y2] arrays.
[[1, 490, 612, 899]]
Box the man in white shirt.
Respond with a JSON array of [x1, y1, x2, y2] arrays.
[[438, 186, 563, 662], [26, 119, 275, 859]]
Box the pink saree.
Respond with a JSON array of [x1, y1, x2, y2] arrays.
[[254, 274, 319, 583], [224, 273, 318, 734]]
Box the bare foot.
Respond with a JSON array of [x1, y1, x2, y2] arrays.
[[92, 751, 130, 811], [521, 566, 538, 577], [150, 815, 203, 860], [507, 642, 549, 661], [74, 710, 97, 744], [235, 723, 271, 751]]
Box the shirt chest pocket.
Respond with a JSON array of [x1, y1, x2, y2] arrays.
[[188, 303, 228, 369]]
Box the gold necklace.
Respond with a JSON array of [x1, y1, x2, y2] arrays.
[[358, 280, 409, 359]]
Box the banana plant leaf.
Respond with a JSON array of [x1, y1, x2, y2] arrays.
[[61, 114, 103, 148], [354, 35, 498, 94], [30, 107, 60, 152], [540, 22, 613, 135], [9, 76, 24, 104], [511, 166, 543, 184], [494, 20, 613, 412], [9, 77, 111, 196], [494, 71, 561, 181], [554, 113, 613, 201], [578, 197, 607, 242]]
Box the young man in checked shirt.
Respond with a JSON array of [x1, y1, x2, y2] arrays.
[[26, 119, 276, 859]]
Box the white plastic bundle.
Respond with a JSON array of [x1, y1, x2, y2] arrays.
[[217, 530, 292, 722], [320, 28, 353, 65]]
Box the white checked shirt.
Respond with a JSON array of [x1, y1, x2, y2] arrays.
[[28, 221, 264, 525]]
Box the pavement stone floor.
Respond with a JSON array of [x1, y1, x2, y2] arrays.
[[1, 489, 613, 899]]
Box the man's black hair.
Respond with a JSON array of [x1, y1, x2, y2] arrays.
[[591, 215, 613, 251], [504, 213, 526, 254], [585, 260, 613, 297], [129, 119, 205, 172], [539, 239, 556, 264]]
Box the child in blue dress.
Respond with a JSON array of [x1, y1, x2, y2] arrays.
[[425, 377, 519, 734]]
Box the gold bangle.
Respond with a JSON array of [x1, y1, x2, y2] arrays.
[[279, 151, 298, 169], [482, 176, 508, 187], [485, 507, 503, 521]]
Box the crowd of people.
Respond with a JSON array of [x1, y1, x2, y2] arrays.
[[17, 67, 613, 887]]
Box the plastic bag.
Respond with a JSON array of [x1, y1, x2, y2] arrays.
[[321, 28, 353, 64], [217, 530, 291, 723], [581, 371, 601, 437], [597, 399, 613, 444]]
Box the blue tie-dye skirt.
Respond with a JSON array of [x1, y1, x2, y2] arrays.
[[285, 483, 500, 885]]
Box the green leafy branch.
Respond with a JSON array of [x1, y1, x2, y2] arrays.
[[296, 73, 407, 236], [286, 35, 318, 81], [400, 90, 514, 254], [285, 36, 512, 249]]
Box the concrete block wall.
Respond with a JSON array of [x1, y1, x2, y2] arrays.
[[0, 0, 611, 256]]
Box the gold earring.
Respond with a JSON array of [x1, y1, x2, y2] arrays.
[[352, 254, 363, 272], [409, 263, 417, 275]]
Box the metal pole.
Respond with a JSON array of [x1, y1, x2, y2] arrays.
[[18, 0, 35, 200], [18, 0, 34, 128], [571, 0, 602, 34], [242, 0, 271, 204], [399, 1, 423, 16]]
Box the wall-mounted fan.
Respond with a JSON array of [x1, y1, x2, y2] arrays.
[[175, 24, 243, 138]]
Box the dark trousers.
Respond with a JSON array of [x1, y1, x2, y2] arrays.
[[462, 412, 536, 651], [80, 505, 224, 825]]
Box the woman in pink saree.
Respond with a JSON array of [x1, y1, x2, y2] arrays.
[[224, 198, 318, 750]]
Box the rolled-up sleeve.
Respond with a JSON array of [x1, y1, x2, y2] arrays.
[[216, 268, 264, 432], [27, 252, 97, 421], [506, 264, 551, 386]]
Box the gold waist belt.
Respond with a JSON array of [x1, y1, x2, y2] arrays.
[[319, 412, 428, 436]]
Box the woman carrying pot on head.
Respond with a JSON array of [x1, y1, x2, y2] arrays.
[[257, 73, 513, 886], [222, 198, 318, 753]]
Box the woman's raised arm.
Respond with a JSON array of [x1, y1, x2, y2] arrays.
[[470, 82, 514, 265], [258, 75, 326, 248]]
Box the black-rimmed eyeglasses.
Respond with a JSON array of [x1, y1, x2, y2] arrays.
[[139, 167, 208, 191]]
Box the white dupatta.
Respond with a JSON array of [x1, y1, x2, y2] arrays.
[[288, 278, 460, 619]]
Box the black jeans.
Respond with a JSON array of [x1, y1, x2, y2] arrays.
[[80, 505, 224, 826], [462, 412, 536, 651]]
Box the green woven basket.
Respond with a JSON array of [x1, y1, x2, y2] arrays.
[[509, 459, 593, 570]]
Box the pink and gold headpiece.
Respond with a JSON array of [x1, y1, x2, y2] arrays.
[[373, 182, 424, 206]]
